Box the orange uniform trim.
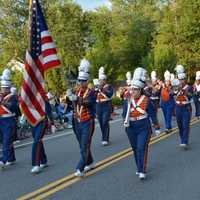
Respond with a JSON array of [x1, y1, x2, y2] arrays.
[[74, 88, 91, 122], [129, 95, 148, 118]]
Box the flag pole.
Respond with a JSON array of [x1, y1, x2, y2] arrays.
[[28, 0, 32, 51]]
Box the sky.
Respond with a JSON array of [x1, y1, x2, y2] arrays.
[[73, 0, 112, 10]]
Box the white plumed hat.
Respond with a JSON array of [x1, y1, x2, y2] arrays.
[[78, 58, 90, 81], [1, 68, 12, 88], [196, 71, 200, 80], [175, 64, 186, 80], [151, 71, 157, 81], [177, 73, 186, 80], [126, 71, 132, 85], [164, 70, 171, 81], [175, 64, 184, 74], [131, 67, 147, 89], [170, 73, 175, 81], [98, 67, 107, 80]]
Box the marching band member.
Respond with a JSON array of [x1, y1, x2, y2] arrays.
[[96, 67, 113, 146], [144, 71, 161, 135], [193, 71, 200, 119], [69, 59, 96, 177], [0, 69, 18, 168], [174, 65, 193, 149], [160, 71, 175, 133], [31, 97, 55, 174], [123, 67, 159, 180]]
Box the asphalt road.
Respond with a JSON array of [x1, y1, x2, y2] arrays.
[[0, 108, 199, 200], [48, 122, 200, 200]]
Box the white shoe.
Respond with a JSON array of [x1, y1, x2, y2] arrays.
[[136, 171, 139, 175], [5, 161, 16, 166], [155, 129, 161, 135], [179, 144, 188, 150], [31, 166, 41, 174], [40, 163, 48, 169], [67, 124, 73, 129], [84, 163, 95, 172], [101, 141, 109, 146], [0, 161, 5, 169], [74, 169, 84, 177], [139, 173, 146, 180], [13, 140, 20, 144]]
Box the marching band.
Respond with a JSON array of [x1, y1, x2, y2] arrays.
[[0, 61, 200, 180]]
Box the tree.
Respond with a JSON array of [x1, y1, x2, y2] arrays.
[[0, 0, 88, 92], [151, 0, 200, 79]]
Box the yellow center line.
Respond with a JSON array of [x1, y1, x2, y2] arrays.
[[17, 118, 199, 200]]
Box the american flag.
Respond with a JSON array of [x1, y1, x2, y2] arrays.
[[20, 0, 60, 126]]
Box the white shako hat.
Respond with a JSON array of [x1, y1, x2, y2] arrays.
[[175, 64, 186, 80], [164, 70, 171, 81], [126, 71, 132, 85], [196, 71, 200, 81], [0, 68, 12, 88], [98, 67, 106, 80], [170, 73, 175, 81], [78, 58, 90, 81], [131, 67, 147, 89], [151, 70, 157, 81]]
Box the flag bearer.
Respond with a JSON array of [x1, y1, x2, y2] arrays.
[[123, 67, 159, 180], [193, 71, 200, 119], [96, 67, 113, 146], [31, 98, 55, 174], [0, 69, 18, 169], [174, 65, 193, 149], [160, 71, 175, 133], [69, 59, 96, 177]]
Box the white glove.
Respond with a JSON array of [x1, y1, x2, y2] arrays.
[[69, 94, 77, 101], [123, 121, 129, 127], [66, 89, 72, 97]]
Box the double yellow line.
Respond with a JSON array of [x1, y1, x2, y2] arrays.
[[18, 118, 200, 200]]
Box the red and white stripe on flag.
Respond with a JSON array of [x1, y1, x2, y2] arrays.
[[41, 31, 60, 71], [20, 52, 46, 126], [20, 0, 60, 126]]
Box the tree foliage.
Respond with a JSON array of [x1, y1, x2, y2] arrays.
[[0, 0, 199, 91]]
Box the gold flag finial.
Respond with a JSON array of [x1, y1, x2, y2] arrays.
[[29, 0, 32, 10]]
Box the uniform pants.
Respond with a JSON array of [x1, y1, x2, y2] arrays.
[[73, 118, 95, 172], [96, 102, 111, 142], [126, 118, 152, 173], [175, 105, 191, 145], [0, 117, 16, 163], [32, 120, 48, 166]]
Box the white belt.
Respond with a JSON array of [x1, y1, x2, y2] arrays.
[[150, 97, 159, 100], [0, 113, 15, 118], [176, 101, 190, 105], [129, 115, 147, 121], [96, 99, 111, 103]]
